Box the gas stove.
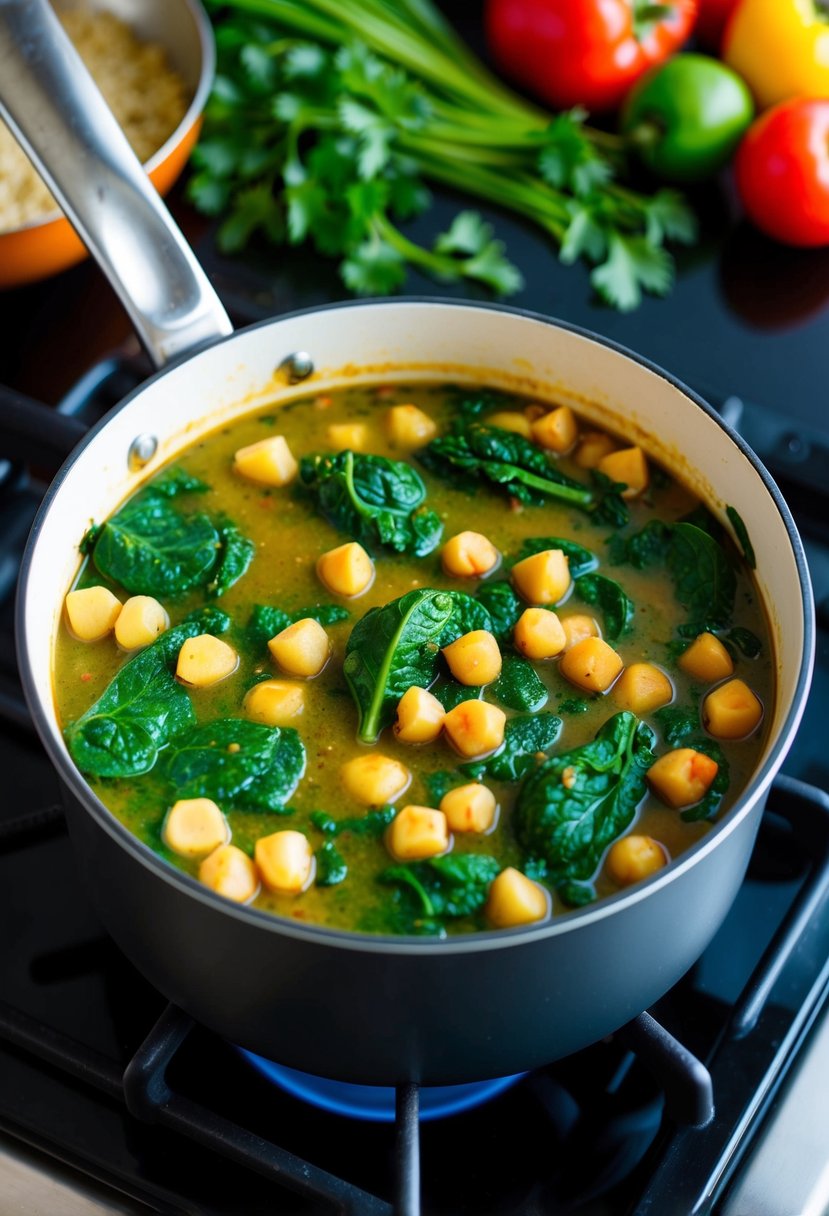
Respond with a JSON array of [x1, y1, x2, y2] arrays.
[[3, 92, 829, 1213]]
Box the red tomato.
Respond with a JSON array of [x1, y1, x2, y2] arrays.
[[735, 100, 829, 247], [695, 0, 738, 49], [484, 0, 697, 113]]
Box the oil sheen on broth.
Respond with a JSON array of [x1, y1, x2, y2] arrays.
[[53, 384, 773, 936]]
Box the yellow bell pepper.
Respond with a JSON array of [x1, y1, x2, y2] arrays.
[[723, 0, 829, 110]]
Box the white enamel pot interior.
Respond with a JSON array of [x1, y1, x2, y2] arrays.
[[16, 300, 816, 1083]]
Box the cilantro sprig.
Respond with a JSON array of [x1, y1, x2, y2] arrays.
[[191, 0, 698, 310]]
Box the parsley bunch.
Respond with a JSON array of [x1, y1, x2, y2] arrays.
[[190, 0, 698, 310]]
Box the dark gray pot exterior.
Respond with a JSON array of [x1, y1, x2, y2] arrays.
[[61, 779, 764, 1086]]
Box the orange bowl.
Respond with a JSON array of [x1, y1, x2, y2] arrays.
[[0, 0, 213, 289]]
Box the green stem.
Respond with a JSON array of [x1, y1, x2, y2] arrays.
[[410, 151, 570, 233], [373, 214, 461, 279]]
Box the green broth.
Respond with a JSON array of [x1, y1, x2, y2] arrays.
[[54, 383, 774, 935]]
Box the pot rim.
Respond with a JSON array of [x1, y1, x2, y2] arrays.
[[15, 297, 816, 956]]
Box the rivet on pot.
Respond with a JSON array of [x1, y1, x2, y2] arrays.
[[277, 351, 314, 383], [128, 434, 158, 470]]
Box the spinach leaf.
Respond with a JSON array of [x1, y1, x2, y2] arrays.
[[667, 522, 736, 630], [163, 718, 305, 811], [608, 519, 671, 568], [431, 681, 482, 712], [420, 423, 594, 508], [653, 704, 700, 746], [208, 519, 256, 597], [558, 697, 590, 715], [299, 449, 443, 556], [64, 608, 230, 779], [248, 602, 350, 647], [146, 468, 210, 498], [609, 520, 735, 633], [440, 592, 493, 640], [380, 854, 501, 919], [513, 536, 598, 578], [315, 841, 347, 886], [90, 496, 220, 597], [727, 626, 762, 658], [422, 770, 464, 804], [475, 580, 522, 643], [343, 589, 457, 743], [310, 806, 395, 837], [491, 653, 548, 712], [444, 385, 516, 422], [726, 505, 756, 569], [461, 712, 561, 782], [575, 572, 635, 640], [515, 712, 655, 883]]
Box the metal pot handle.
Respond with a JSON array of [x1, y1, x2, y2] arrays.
[[0, 0, 232, 368]]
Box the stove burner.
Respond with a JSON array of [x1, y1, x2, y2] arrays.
[[239, 1050, 523, 1122]]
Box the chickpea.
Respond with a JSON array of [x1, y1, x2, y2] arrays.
[[606, 835, 668, 887], [442, 630, 502, 686]]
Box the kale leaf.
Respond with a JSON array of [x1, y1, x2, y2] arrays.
[[461, 711, 561, 782], [163, 717, 305, 812], [248, 602, 350, 647], [490, 653, 548, 712], [515, 711, 655, 884], [575, 572, 634, 640], [299, 449, 442, 555], [380, 854, 501, 919], [343, 588, 457, 743], [64, 608, 230, 778]]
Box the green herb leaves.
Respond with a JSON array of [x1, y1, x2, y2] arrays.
[[300, 450, 443, 555], [65, 609, 230, 778], [192, 4, 697, 309], [381, 854, 501, 921], [515, 712, 655, 890]]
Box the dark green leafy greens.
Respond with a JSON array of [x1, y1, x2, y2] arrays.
[[310, 807, 396, 837], [192, 4, 696, 309], [85, 475, 253, 599], [512, 536, 598, 578], [315, 841, 347, 886], [431, 681, 482, 712], [380, 854, 501, 921], [475, 581, 522, 643], [726, 505, 756, 570], [163, 718, 306, 812], [610, 520, 736, 634], [420, 422, 628, 525], [490, 653, 548, 712], [462, 712, 561, 782], [208, 519, 256, 597], [515, 712, 655, 897], [575, 573, 634, 640], [343, 589, 494, 743], [653, 706, 730, 822], [299, 450, 442, 555], [64, 609, 230, 779], [248, 602, 350, 647], [343, 588, 457, 743]]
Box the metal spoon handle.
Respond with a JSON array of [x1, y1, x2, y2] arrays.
[[0, 0, 232, 367]]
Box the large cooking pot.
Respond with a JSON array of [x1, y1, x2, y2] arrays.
[[1, 0, 814, 1086]]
